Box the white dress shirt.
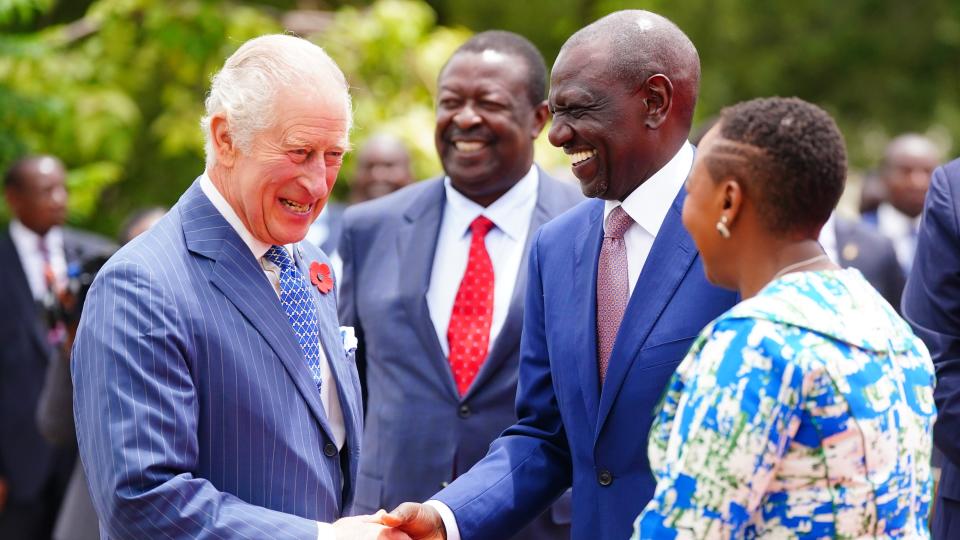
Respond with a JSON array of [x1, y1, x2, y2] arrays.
[[876, 202, 920, 273], [199, 174, 347, 540], [426, 143, 693, 540], [818, 213, 839, 264], [603, 142, 694, 295], [9, 219, 68, 301], [426, 166, 539, 356]]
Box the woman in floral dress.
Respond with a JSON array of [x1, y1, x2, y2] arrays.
[[634, 97, 936, 539]]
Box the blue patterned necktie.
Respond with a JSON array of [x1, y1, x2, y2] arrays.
[[264, 245, 322, 391]]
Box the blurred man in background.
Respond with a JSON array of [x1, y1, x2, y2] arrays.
[[870, 133, 942, 274], [349, 133, 414, 205], [306, 133, 413, 278], [0, 155, 114, 540]]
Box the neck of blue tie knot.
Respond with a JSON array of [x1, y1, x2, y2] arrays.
[[265, 245, 294, 268]]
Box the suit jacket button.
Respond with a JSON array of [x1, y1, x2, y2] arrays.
[[458, 404, 471, 418], [324, 443, 338, 457], [597, 470, 613, 486], [440, 481, 449, 489]]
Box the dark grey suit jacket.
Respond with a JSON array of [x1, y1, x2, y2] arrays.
[[834, 216, 906, 311], [339, 169, 582, 539], [0, 226, 112, 539], [36, 350, 99, 540]]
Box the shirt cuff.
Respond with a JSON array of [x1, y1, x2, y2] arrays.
[[425, 500, 460, 540], [317, 521, 336, 540]]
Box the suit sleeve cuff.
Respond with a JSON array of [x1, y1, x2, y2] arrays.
[[317, 521, 336, 540], [425, 500, 460, 540]]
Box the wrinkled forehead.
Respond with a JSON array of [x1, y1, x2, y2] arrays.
[[553, 39, 609, 80], [440, 49, 525, 85], [270, 87, 351, 147]]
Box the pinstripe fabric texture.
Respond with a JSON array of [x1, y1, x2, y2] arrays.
[[72, 180, 363, 539]]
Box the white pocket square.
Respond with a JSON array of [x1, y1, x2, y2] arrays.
[[339, 326, 358, 355]]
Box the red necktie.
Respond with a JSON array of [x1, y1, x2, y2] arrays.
[[38, 237, 58, 295], [38, 237, 67, 345], [448, 216, 495, 395]]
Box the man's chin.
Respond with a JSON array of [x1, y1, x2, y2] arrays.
[[577, 177, 609, 199]]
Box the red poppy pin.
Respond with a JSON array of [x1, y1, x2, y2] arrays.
[[309, 261, 334, 294]]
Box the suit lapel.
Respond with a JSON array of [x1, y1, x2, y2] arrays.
[[466, 171, 562, 398], [180, 182, 335, 442], [574, 202, 605, 434], [595, 191, 696, 436], [294, 245, 361, 500], [396, 180, 458, 397]]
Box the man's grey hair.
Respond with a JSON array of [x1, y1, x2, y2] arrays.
[[200, 34, 352, 169]]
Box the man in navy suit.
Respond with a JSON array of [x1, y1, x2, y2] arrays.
[[0, 155, 114, 540], [72, 35, 407, 540], [819, 213, 905, 310], [903, 156, 960, 540], [383, 11, 737, 540], [338, 31, 581, 540]]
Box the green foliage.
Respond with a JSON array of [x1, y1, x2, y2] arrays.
[[0, 0, 54, 25], [1, 0, 958, 234], [0, 0, 281, 234], [312, 0, 470, 190], [437, 0, 960, 169]]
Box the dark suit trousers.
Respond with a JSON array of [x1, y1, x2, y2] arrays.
[[0, 451, 72, 540]]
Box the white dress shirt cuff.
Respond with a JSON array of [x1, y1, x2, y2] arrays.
[[317, 521, 336, 540], [425, 500, 461, 540]]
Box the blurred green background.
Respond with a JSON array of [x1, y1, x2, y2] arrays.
[[2, 0, 958, 236]]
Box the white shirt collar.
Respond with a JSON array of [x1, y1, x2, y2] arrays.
[[877, 202, 920, 237], [603, 142, 694, 236], [9, 219, 63, 252], [819, 212, 838, 263], [199, 172, 293, 260], [442, 165, 539, 241]]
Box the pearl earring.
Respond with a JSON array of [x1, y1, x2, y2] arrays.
[[716, 215, 731, 239]]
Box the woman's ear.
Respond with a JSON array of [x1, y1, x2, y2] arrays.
[[720, 178, 744, 227]]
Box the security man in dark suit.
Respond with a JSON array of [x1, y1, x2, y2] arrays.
[[820, 213, 905, 311], [0, 156, 114, 539]]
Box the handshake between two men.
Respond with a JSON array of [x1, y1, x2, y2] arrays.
[[333, 504, 445, 540]]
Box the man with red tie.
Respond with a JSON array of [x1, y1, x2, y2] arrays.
[[338, 31, 582, 540]]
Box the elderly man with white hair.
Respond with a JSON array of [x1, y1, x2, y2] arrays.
[[72, 35, 405, 539]]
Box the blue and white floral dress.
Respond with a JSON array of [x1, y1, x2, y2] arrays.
[[634, 269, 936, 539]]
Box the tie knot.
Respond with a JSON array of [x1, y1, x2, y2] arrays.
[[604, 206, 633, 238], [264, 245, 295, 269], [470, 215, 495, 238]]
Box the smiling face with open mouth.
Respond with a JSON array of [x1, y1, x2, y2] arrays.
[[216, 86, 350, 246], [435, 50, 547, 206], [548, 41, 656, 202]]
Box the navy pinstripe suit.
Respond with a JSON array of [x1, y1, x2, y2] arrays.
[[72, 181, 363, 539]]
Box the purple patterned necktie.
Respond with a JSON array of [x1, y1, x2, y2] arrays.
[[596, 205, 633, 383]]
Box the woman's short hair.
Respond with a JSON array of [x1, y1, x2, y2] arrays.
[[707, 97, 847, 237]]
